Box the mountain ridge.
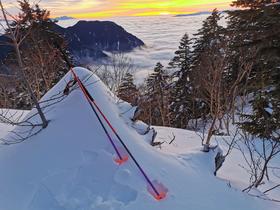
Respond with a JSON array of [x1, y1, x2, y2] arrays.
[[53, 16, 75, 21], [0, 20, 144, 69], [175, 11, 226, 17]]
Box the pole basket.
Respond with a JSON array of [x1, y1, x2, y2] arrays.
[[114, 146, 129, 165], [114, 155, 129, 165], [147, 180, 168, 201]]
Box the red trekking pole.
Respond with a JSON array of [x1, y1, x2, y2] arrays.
[[55, 43, 167, 200], [71, 69, 128, 165]]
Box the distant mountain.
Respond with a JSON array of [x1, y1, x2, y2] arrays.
[[175, 11, 226, 17], [54, 20, 144, 60], [0, 20, 144, 67], [53, 16, 75, 21], [175, 11, 212, 17]]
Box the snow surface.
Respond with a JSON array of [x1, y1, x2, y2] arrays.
[[0, 67, 278, 210], [0, 109, 29, 139]]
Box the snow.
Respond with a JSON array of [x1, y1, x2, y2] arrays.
[[156, 126, 280, 205], [0, 67, 279, 210], [0, 109, 29, 139]]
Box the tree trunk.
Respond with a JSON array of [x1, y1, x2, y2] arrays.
[[203, 115, 217, 152], [14, 43, 48, 128], [0, 0, 48, 128]]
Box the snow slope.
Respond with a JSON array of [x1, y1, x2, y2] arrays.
[[0, 109, 29, 140], [0, 67, 278, 210], [155, 126, 280, 204]]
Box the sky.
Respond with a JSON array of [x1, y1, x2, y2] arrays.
[[3, 0, 232, 18]]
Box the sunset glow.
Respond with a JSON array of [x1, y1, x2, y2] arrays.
[[4, 0, 232, 18]]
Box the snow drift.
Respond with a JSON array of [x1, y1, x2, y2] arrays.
[[0, 67, 277, 210]]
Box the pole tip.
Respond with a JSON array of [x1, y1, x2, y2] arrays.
[[147, 180, 168, 201], [114, 155, 129, 165], [153, 191, 167, 201]]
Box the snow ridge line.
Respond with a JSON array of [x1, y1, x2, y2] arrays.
[[76, 72, 127, 164], [69, 67, 167, 200], [54, 42, 167, 200]]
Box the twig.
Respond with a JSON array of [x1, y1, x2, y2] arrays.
[[263, 184, 280, 194], [169, 132, 176, 144]]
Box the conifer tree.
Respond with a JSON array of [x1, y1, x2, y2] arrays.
[[192, 8, 224, 69], [117, 73, 139, 105], [231, 0, 277, 8], [169, 33, 194, 128], [227, 1, 280, 92], [168, 33, 192, 71], [227, 1, 280, 188], [228, 0, 280, 142], [144, 62, 170, 126], [191, 9, 229, 151]]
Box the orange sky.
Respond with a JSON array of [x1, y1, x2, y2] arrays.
[[3, 0, 233, 18]]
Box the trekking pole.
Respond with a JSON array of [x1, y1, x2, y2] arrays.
[[88, 97, 166, 200], [79, 71, 164, 200], [74, 71, 128, 165], [55, 44, 167, 200], [55, 44, 128, 165]]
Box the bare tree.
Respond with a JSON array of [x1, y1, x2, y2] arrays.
[[194, 40, 228, 151], [92, 53, 136, 93], [0, 0, 48, 128], [0, 74, 74, 145], [0, 74, 14, 107], [194, 41, 257, 152], [0, 90, 68, 145], [236, 130, 280, 192]]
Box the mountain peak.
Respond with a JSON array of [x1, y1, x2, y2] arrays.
[[53, 16, 75, 21]]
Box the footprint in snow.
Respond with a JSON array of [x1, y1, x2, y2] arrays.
[[109, 183, 138, 204], [114, 168, 131, 183]]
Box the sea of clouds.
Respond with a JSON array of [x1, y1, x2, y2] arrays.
[[58, 15, 210, 83], [1, 14, 221, 83]]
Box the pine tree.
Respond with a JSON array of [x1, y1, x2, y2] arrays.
[[239, 93, 279, 141], [231, 0, 277, 8], [168, 33, 192, 71], [143, 62, 170, 126], [192, 8, 226, 95], [191, 8, 225, 120], [192, 8, 224, 69], [191, 9, 229, 150], [227, 1, 280, 92], [169, 33, 194, 129], [228, 1, 280, 141], [116, 73, 139, 105]]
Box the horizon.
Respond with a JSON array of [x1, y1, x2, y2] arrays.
[[52, 11, 225, 20], [2, 0, 232, 18]]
